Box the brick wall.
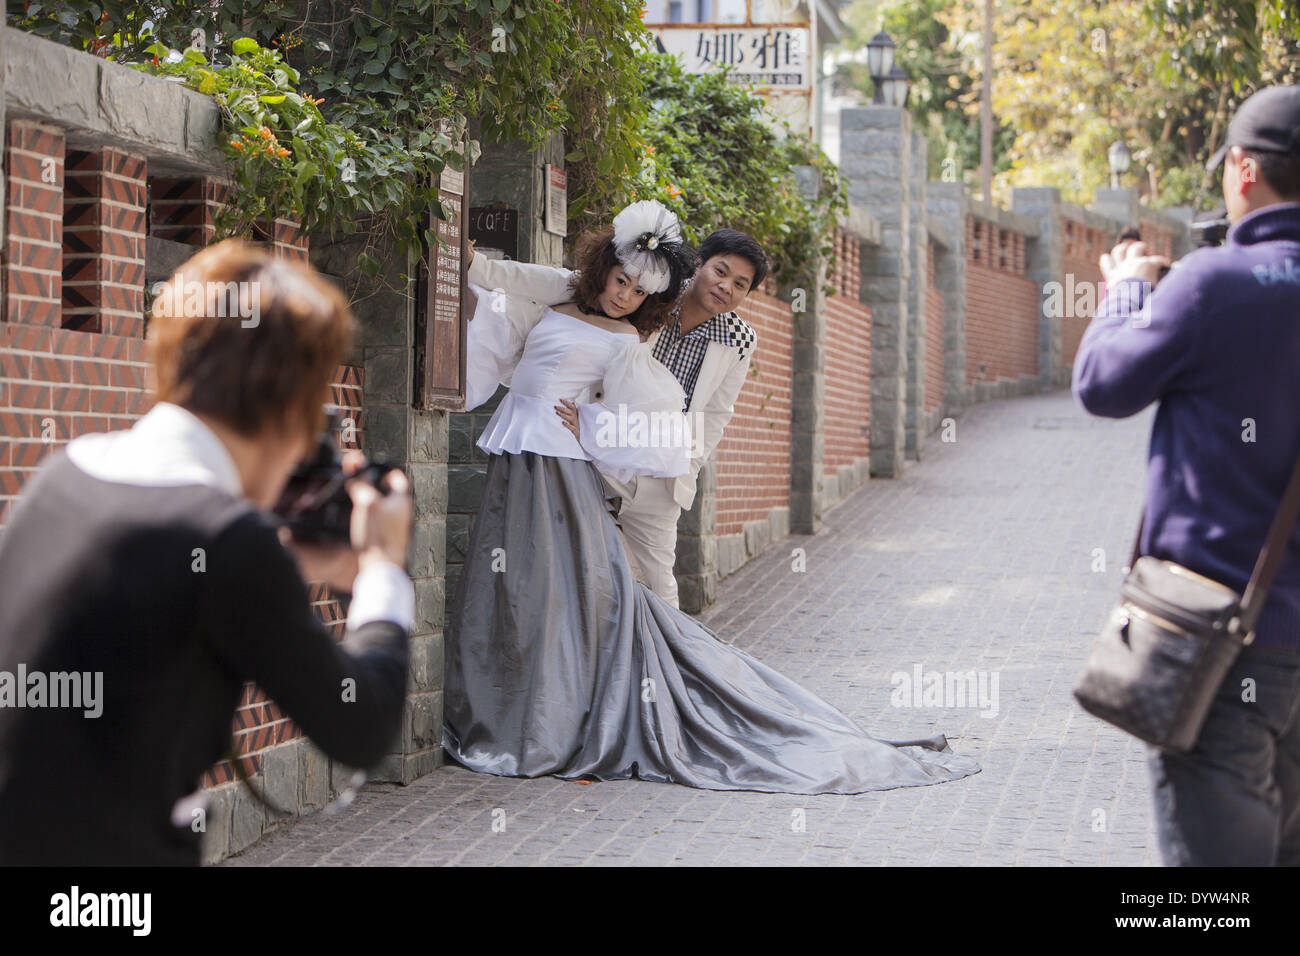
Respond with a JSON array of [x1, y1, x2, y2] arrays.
[[0, 116, 362, 795], [713, 286, 792, 537], [4, 121, 63, 329], [924, 240, 944, 414], [964, 216, 1039, 385], [1137, 217, 1174, 259], [823, 231, 870, 477], [1060, 217, 1109, 369]]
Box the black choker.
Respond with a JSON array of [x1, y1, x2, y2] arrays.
[[577, 301, 614, 320]]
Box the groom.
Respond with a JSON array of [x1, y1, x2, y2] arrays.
[[466, 228, 769, 607]]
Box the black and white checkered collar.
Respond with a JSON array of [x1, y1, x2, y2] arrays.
[[664, 307, 755, 361]]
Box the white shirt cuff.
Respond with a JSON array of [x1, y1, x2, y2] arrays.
[[346, 560, 415, 631]]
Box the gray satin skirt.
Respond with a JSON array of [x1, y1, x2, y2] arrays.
[[442, 451, 980, 794]]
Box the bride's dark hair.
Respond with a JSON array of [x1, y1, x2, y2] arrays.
[[568, 226, 695, 338]]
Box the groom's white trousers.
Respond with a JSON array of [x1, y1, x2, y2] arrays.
[[601, 473, 682, 608]]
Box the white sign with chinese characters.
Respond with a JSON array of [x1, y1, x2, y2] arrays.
[[544, 165, 567, 237], [654, 26, 810, 90]]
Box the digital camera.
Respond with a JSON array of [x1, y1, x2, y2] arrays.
[[272, 408, 402, 545]]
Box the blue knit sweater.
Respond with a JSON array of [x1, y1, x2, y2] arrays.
[[1073, 202, 1300, 651]]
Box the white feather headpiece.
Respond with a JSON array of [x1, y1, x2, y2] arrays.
[[611, 200, 683, 295]]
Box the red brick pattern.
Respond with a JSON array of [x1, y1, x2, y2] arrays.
[[966, 216, 1038, 384], [149, 176, 225, 246], [924, 241, 945, 414], [829, 228, 861, 300], [1136, 219, 1173, 259], [63, 147, 147, 337], [0, 125, 362, 793], [823, 291, 871, 478], [1060, 217, 1110, 368], [0, 322, 149, 529], [713, 288, 792, 537], [4, 121, 64, 329]]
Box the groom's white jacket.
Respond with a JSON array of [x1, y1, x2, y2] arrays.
[[466, 254, 754, 511]]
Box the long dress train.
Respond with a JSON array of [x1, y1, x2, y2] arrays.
[[441, 284, 981, 793]]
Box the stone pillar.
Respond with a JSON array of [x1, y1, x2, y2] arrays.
[[310, 232, 447, 785], [904, 129, 928, 461], [788, 256, 827, 534], [1010, 187, 1064, 388], [1091, 187, 1139, 229], [676, 462, 718, 614], [925, 182, 969, 416], [1163, 205, 1196, 258], [841, 106, 911, 478]]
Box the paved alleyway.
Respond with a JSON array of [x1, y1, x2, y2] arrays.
[[226, 389, 1162, 866]]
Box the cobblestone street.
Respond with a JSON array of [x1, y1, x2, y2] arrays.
[[226, 389, 1162, 866]]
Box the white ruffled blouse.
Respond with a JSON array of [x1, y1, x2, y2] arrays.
[[464, 282, 692, 482]]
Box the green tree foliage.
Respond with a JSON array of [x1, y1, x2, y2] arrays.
[[8, 0, 650, 264], [9, 1, 844, 289], [637, 54, 847, 290], [835, 0, 1017, 187], [833, 0, 1300, 210]]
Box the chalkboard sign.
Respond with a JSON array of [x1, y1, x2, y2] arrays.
[[468, 205, 519, 260]]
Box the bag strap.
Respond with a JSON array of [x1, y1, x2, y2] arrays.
[[1238, 452, 1300, 636]]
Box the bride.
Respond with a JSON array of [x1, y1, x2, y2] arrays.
[[443, 200, 980, 793]]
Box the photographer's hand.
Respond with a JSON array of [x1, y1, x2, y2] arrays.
[[1101, 239, 1170, 286], [347, 452, 413, 572]]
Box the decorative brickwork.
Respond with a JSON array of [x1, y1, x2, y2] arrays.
[[823, 287, 871, 479], [924, 241, 945, 414], [63, 147, 147, 337], [965, 215, 1040, 386], [3, 121, 64, 329], [713, 287, 792, 537]]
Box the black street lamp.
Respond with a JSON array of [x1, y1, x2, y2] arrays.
[[866, 31, 909, 107], [1108, 140, 1132, 189]]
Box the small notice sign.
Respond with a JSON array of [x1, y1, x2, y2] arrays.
[[544, 165, 567, 237]]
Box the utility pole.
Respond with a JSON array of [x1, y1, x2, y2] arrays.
[[981, 0, 993, 202]]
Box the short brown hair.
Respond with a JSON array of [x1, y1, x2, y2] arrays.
[[568, 226, 688, 338], [148, 239, 353, 441]]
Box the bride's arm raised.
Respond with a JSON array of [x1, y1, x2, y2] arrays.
[[467, 242, 575, 306]]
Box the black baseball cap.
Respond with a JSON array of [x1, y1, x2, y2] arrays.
[[1206, 85, 1300, 172]]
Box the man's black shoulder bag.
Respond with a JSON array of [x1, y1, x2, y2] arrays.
[[1074, 451, 1300, 753]]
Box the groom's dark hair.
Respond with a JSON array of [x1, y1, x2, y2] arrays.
[[697, 229, 770, 292]]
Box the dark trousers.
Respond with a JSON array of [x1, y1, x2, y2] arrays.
[[1148, 644, 1300, 866]]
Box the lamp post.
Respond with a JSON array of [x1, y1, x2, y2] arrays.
[[866, 31, 909, 107], [1108, 140, 1131, 190]]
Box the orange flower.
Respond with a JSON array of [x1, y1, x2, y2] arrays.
[[231, 140, 244, 151], [667, 184, 681, 199], [646, 145, 656, 155], [277, 147, 290, 157], [260, 126, 273, 140]]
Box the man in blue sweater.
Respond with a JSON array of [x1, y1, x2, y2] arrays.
[[1073, 86, 1300, 866]]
